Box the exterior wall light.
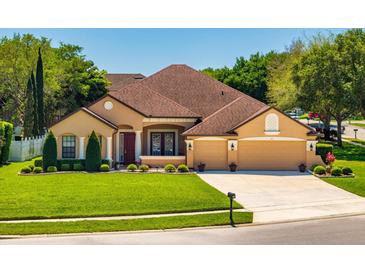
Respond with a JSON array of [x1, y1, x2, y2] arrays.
[[310, 143, 313, 151], [231, 142, 235, 151], [188, 143, 192, 150]]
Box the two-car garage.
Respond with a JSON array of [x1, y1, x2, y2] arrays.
[[193, 139, 307, 171]]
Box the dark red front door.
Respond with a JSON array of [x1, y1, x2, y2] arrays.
[[123, 132, 135, 165]]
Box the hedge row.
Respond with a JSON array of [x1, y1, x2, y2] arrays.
[[0, 121, 13, 164]]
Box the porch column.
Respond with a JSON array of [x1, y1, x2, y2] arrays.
[[79, 137, 85, 159], [106, 137, 113, 160], [185, 140, 194, 168], [135, 130, 142, 161], [115, 131, 120, 162]]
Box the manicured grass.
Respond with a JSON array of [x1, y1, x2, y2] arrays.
[[344, 138, 365, 146], [0, 158, 241, 220], [0, 212, 253, 235], [323, 142, 365, 197]]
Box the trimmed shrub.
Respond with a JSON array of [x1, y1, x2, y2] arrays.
[[61, 164, 71, 171], [139, 164, 149, 172], [47, 166, 57, 173], [21, 166, 31, 173], [73, 163, 84, 171], [164, 164, 176, 173], [28, 164, 35, 171], [56, 159, 85, 170], [342, 167, 353, 175], [310, 164, 320, 171], [85, 131, 101, 171], [101, 159, 111, 166], [0, 121, 13, 164], [331, 167, 342, 176], [177, 164, 189, 173], [33, 167, 43, 173], [34, 159, 43, 167], [42, 131, 57, 170], [127, 164, 137, 172], [316, 143, 333, 163], [314, 165, 326, 175], [100, 164, 110, 172]]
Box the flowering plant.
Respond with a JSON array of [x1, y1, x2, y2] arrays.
[[326, 152, 336, 166]]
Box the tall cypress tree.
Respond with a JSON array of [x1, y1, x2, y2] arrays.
[[23, 77, 34, 137], [36, 47, 45, 134], [31, 72, 39, 136]]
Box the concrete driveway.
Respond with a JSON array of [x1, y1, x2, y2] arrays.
[[198, 171, 365, 223]]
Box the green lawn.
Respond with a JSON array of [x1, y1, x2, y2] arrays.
[[0, 212, 253, 235], [323, 142, 365, 196], [344, 138, 365, 146], [0, 159, 241, 220]]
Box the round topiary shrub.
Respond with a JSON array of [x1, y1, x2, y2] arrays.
[[164, 164, 176, 173], [100, 164, 110, 172], [34, 159, 43, 167], [310, 164, 320, 172], [47, 166, 58, 173], [127, 164, 137, 172], [21, 166, 31, 173], [139, 164, 149, 172], [331, 167, 342, 176], [33, 167, 43, 173], [342, 167, 353, 175], [85, 130, 101, 171], [73, 163, 84, 171], [61, 164, 70, 171], [28, 164, 35, 171], [314, 165, 326, 175], [177, 164, 189, 173]]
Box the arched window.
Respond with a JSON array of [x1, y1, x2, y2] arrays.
[[265, 113, 279, 132]]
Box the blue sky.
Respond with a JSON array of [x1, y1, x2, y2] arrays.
[[0, 29, 348, 75]]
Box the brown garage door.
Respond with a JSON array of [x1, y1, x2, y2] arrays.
[[194, 140, 227, 170], [238, 141, 306, 170]]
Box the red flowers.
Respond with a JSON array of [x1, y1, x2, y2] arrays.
[[326, 152, 336, 165]]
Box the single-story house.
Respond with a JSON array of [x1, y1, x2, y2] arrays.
[[50, 64, 322, 170]]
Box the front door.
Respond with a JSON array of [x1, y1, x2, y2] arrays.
[[120, 132, 135, 165]]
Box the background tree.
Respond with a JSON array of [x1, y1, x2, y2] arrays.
[[23, 77, 34, 137], [292, 36, 358, 146], [30, 71, 39, 136], [267, 40, 305, 110], [202, 52, 275, 102], [85, 130, 101, 171], [0, 121, 13, 164], [36, 47, 45, 134], [42, 131, 57, 170]]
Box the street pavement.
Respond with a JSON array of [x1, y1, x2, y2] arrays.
[[2, 214, 365, 244]]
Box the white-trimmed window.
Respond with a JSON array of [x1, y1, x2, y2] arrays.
[[62, 135, 76, 158], [265, 113, 279, 133]]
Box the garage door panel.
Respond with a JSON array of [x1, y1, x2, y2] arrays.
[[238, 141, 305, 170], [194, 141, 227, 170]]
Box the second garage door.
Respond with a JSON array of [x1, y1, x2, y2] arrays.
[[238, 141, 306, 170], [193, 140, 227, 170]]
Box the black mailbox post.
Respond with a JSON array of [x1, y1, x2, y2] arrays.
[[354, 128, 358, 139], [227, 192, 236, 226]]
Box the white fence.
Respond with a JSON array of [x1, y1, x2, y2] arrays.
[[9, 135, 46, 162]]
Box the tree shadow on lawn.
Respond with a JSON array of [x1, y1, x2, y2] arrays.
[[333, 142, 365, 161]]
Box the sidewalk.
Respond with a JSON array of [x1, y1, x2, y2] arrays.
[[0, 209, 250, 224]]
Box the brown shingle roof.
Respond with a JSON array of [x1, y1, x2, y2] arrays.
[[109, 82, 200, 118], [182, 97, 269, 136], [106, 73, 145, 91], [140, 64, 263, 118]]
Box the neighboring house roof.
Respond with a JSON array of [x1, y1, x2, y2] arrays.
[[109, 82, 200, 118], [106, 73, 145, 91], [182, 97, 269, 136], [139, 64, 262, 118]]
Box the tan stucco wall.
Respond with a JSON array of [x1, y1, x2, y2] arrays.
[[88, 96, 145, 130], [50, 110, 115, 159]]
